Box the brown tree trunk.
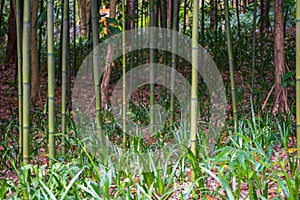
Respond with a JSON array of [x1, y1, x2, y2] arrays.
[[273, 0, 288, 114], [167, 0, 172, 29], [126, 0, 136, 30], [109, 0, 116, 18], [30, 0, 40, 105], [6, 0, 16, 67], [78, 0, 90, 37], [101, 0, 116, 108]]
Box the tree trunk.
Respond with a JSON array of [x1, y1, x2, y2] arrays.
[[101, 0, 116, 108], [30, 0, 40, 105], [6, 0, 17, 67], [167, 0, 172, 29], [78, 0, 90, 37], [126, 0, 135, 30], [273, 0, 288, 114]]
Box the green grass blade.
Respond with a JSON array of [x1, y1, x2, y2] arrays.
[[60, 169, 84, 200]]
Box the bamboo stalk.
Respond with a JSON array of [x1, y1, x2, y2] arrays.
[[170, 0, 179, 127], [22, 0, 31, 165], [296, 0, 300, 169], [190, 0, 199, 182], [201, 0, 205, 45], [160, 0, 167, 96], [15, 0, 23, 157], [224, 0, 238, 132], [73, 0, 76, 75], [149, 0, 155, 134], [251, 0, 257, 95], [47, 0, 56, 164], [183, 0, 187, 34], [122, 0, 127, 146], [61, 0, 69, 155], [91, 0, 102, 146]]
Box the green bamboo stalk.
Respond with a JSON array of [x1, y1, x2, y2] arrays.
[[91, 0, 102, 144], [235, 0, 241, 62], [160, 0, 168, 98], [149, 0, 155, 134], [183, 0, 187, 34], [141, 0, 144, 28], [73, 0, 76, 75], [160, 0, 167, 29], [47, 0, 56, 164], [251, 0, 257, 95], [170, 0, 179, 127], [224, 0, 238, 132], [122, 0, 127, 146], [190, 0, 199, 182], [61, 0, 69, 155], [22, 0, 30, 165], [38, 0, 43, 72], [201, 0, 205, 45], [214, 0, 218, 44], [296, 0, 300, 169], [236, 0, 240, 38], [15, 0, 23, 157], [259, 0, 264, 76], [0, 0, 5, 31]]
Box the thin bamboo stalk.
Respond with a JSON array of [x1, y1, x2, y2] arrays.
[[73, 0, 76, 75], [224, 0, 238, 132], [251, 0, 257, 95], [296, 0, 300, 169], [236, 0, 240, 38], [183, 0, 187, 34], [259, 0, 265, 76], [61, 0, 69, 155], [47, 0, 56, 164], [190, 0, 199, 182], [15, 0, 23, 157], [160, 0, 167, 96], [122, 0, 127, 146], [91, 0, 102, 145], [201, 0, 205, 45], [0, 0, 5, 31], [38, 0, 43, 72], [170, 0, 179, 127], [22, 0, 30, 165], [149, 0, 155, 134]]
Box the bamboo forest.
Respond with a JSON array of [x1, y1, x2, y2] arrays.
[[1, 0, 300, 199]]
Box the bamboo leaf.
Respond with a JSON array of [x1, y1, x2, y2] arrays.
[[60, 169, 84, 200], [39, 180, 57, 200]]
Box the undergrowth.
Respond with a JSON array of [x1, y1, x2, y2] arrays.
[[0, 108, 298, 199]]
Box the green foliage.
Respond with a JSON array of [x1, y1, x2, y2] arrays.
[[1, 106, 298, 199], [281, 71, 295, 88]]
